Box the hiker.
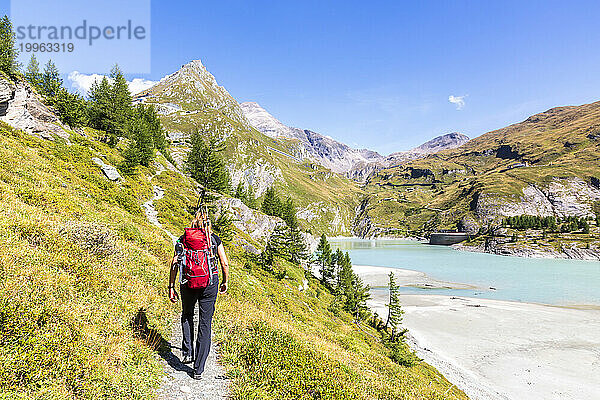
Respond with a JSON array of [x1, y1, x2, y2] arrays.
[[167, 209, 229, 380]]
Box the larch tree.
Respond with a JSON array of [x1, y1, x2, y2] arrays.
[[385, 271, 404, 331], [186, 131, 231, 194]]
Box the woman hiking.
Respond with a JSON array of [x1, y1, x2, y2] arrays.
[[167, 208, 229, 380]]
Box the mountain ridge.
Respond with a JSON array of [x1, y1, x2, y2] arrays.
[[240, 101, 470, 180]]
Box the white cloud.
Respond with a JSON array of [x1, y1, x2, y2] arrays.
[[68, 71, 104, 96], [67, 71, 157, 96], [448, 95, 466, 110], [127, 78, 157, 95]]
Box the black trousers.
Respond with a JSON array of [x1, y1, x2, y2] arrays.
[[180, 276, 218, 375]]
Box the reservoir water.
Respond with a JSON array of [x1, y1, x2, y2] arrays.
[[330, 238, 600, 306]]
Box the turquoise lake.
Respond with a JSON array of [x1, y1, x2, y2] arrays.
[[330, 238, 600, 306]]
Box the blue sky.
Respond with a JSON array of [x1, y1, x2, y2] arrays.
[[4, 0, 600, 154]]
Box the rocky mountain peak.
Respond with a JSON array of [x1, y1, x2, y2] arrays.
[[240, 101, 293, 138], [240, 101, 471, 180], [135, 59, 248, 126], [411, 132, 470, 154]]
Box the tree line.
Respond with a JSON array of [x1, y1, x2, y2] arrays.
[[503, 215, 591, 234]]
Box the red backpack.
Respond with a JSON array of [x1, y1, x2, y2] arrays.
[[181, 228, 216, 289]]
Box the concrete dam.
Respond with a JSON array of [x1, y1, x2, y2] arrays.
[[429, 232, 469, 245]]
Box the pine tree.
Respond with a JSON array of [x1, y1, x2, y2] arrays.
[[41, 60, 62, 98], [235, 181, 247, 203], [88, 76, 112, 141], [134, 103, 166, 151], [348, 273, 370, 321], [124, 115, 154, 169], [50, 88, 87, 128], [336, 250, 353, 294], [25, 54, 42, 89], [286, 226, 308, 263], [385, 272, 404, 331], [282, 197, 298, 229], [87, 64, 134, 145], [186, 131, 231, 194], [0, 16, 19, 77], [109, 64, 132, 140]]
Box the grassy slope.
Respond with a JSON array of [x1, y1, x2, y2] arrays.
[[0, 122, 466, 399], [364, 101, 600, 236], [0, 124, 175, 399]]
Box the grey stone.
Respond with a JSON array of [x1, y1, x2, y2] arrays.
[[91, 157, 121, 181], [0, 79, 67, 139]]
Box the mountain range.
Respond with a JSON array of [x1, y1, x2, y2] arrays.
[[132, 59, 599, 259], [240, 101, 470, 181]]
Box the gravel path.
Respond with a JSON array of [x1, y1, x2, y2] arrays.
[[142, 163, 230, 399], [156, 314, 230, 400]]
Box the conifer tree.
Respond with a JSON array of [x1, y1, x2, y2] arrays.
[[88, 77, 112, 140], [134, 103, 166, 151], [41, 60, 62, 98], [385, 272, 404, 331], [315, 234, 333, 286], [235, 181, 247, 203], [286, 225, 308, 263], [336, 249, 353, 294], [282, 197, 298, 229], [109, 64, 132, 139], [186, 131, 231, 194], [261, 187, 281, 216], [245, 185, 257, 209], [124, 116, 154, 169], [0, 16, 19, 77], [25, 54, 42, 89], [87, 64, 134, 145], [50, 88, 87, 128]]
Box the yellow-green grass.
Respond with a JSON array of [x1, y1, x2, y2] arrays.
[[0, 123, 175, 399]]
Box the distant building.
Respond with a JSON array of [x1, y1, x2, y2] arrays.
[[509, 162, 529, 169]]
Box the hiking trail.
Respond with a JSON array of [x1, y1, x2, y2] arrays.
[[144, 162, 230, 399]]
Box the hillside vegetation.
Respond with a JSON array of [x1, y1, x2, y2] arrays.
[[0, 124, 175, 399], [0, 119, 465, 398], [362, 102, 600, 253]]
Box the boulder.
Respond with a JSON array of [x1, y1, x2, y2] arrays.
[[92, 157, 121, 181], [215, 197, 282, 243]]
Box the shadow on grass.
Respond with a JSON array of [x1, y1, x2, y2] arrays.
[[132, 308, 194, 376]]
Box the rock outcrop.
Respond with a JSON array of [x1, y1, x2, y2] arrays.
[[0, 77, 66, 139], [475, 178, 600, 222], [92, 157, 122, 181], [216, 197, 283, 244]]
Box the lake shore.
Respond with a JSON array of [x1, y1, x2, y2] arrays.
[[332, 236, 600, 261], [354, 265, 600, 400], [353, 264, 482, 290]]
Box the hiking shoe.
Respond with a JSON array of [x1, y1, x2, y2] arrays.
[[193, 373, 202, 380], [181, 355, 193, 364]]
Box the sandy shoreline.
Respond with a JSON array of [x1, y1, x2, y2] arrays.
[[354, 265, 600, 400], [353, 264, 482, 290]]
